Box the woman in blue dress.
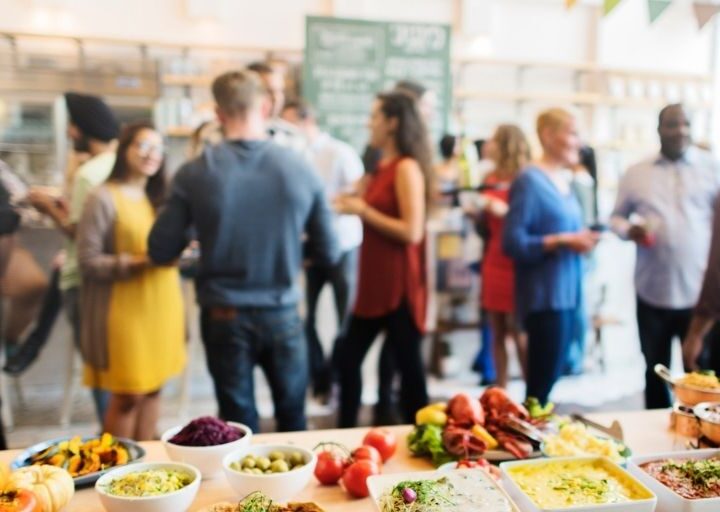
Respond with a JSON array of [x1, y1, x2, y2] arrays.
[[503, 108, 598, 405]]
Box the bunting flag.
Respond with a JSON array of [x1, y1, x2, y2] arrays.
[[647, 0, 672, 23], [693, 2, 720, 29], [604, 0, 623, 16], [565, 0, 578, 8]]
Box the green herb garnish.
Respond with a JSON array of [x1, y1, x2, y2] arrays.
[[380, 477, 455, 511], [551, 476, 609, 499], [662, 459, 720, 489], [237, 491, 274, 512]]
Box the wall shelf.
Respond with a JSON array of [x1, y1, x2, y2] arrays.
[[165, 126, 195, 138], [454, 89, 602, 105], [454, 90, 713, 110], [454, 57, 712, 84], [162, 75, 213, 87], [603, 97, 713, 110]]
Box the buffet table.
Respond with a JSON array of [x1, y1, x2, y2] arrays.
[[0, 409, 681, 511]]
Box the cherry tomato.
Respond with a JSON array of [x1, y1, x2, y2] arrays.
[[352, 445, 383, 467], [342, 459, 381, 498], [0, 490, 41, 512], [363, 428, 398, 462], [314, 450, 346, 485]]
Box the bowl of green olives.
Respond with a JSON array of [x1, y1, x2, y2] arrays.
[[222, 444, 317, 502]]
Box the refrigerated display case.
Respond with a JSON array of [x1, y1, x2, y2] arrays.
[[0, 97, 66, 186], [0, 33, 158, 188]]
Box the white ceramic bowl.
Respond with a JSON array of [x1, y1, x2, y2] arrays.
[[95, 462, 201, 512], [627, 449, 720, 512], [222, 444, 317, 502], [161, 421, 252, 479], [367, 469, 519, 511], [500, 456, 657, 512]]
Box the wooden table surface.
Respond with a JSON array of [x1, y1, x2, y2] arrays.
[[0, 409, 681, 511]]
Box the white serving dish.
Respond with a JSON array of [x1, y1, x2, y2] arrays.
[[500, 456, 656, 512], [222, 444, 316, 503], [95, 462, 201, 512], [367, 469, 520, 511], [161, 421, 252, 479], [627, 449, 720, 512], [437, 461, 461, 472]]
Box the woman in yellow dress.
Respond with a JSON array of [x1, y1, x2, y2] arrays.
[[77, 122, 185, 440]]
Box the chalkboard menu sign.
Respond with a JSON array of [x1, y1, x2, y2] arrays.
[[303, 16, 451, 151]]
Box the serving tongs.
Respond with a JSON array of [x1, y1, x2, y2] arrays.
[[654, 364, 675, 387], [570, 413, 625, 442], [504, 416, 548, 445]]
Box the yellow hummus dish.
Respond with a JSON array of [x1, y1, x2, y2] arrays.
[[502, 457, 655, 509]]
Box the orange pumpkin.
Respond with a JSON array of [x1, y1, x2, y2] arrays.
[[0, 463, 10, 491], [0, 489, 41, 512], [9, 466, 73, 512]]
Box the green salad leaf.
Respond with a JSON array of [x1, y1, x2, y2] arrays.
[[524, 397, 555, 419], [407, 424, 455, 467]]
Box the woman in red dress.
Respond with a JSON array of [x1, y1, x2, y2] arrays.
[[334, 92, 433, 428], [481, 125, 530, 388]]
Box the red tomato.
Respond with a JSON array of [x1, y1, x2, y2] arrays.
[[0, 490, 41, 512], [342, 460, 381, 498], [363, 428, 398, 462], [314, 450, 346, 485], [352, 445, 383, 467]]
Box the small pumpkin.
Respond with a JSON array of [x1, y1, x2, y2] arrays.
[[0, 489, 41, 512], [9, 466, 73, 512], [0, 463, 10, 491]]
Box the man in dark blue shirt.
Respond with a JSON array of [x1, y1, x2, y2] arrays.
[[149, 70, 339, 432]]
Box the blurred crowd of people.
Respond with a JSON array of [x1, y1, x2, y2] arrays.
[[0, 60, 719, 444]]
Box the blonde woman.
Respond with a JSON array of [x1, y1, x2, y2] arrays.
[[502, 109, 598, 405], [480, 125, 531, 388]]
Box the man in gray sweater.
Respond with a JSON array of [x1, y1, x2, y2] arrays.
[[149, 70, 339, 432]]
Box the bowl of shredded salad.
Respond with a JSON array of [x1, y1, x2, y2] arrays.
[[95, 462, 201, 512]]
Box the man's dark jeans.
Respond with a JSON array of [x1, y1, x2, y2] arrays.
[[636, 297, 692, 409], [200, 306, 307, 433]]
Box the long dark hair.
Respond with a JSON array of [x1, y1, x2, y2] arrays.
[[377, 91, 434, 205], [107, 121, 167, 209]]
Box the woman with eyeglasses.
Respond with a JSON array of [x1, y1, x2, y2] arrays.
[[77, 122, 185, 440]]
